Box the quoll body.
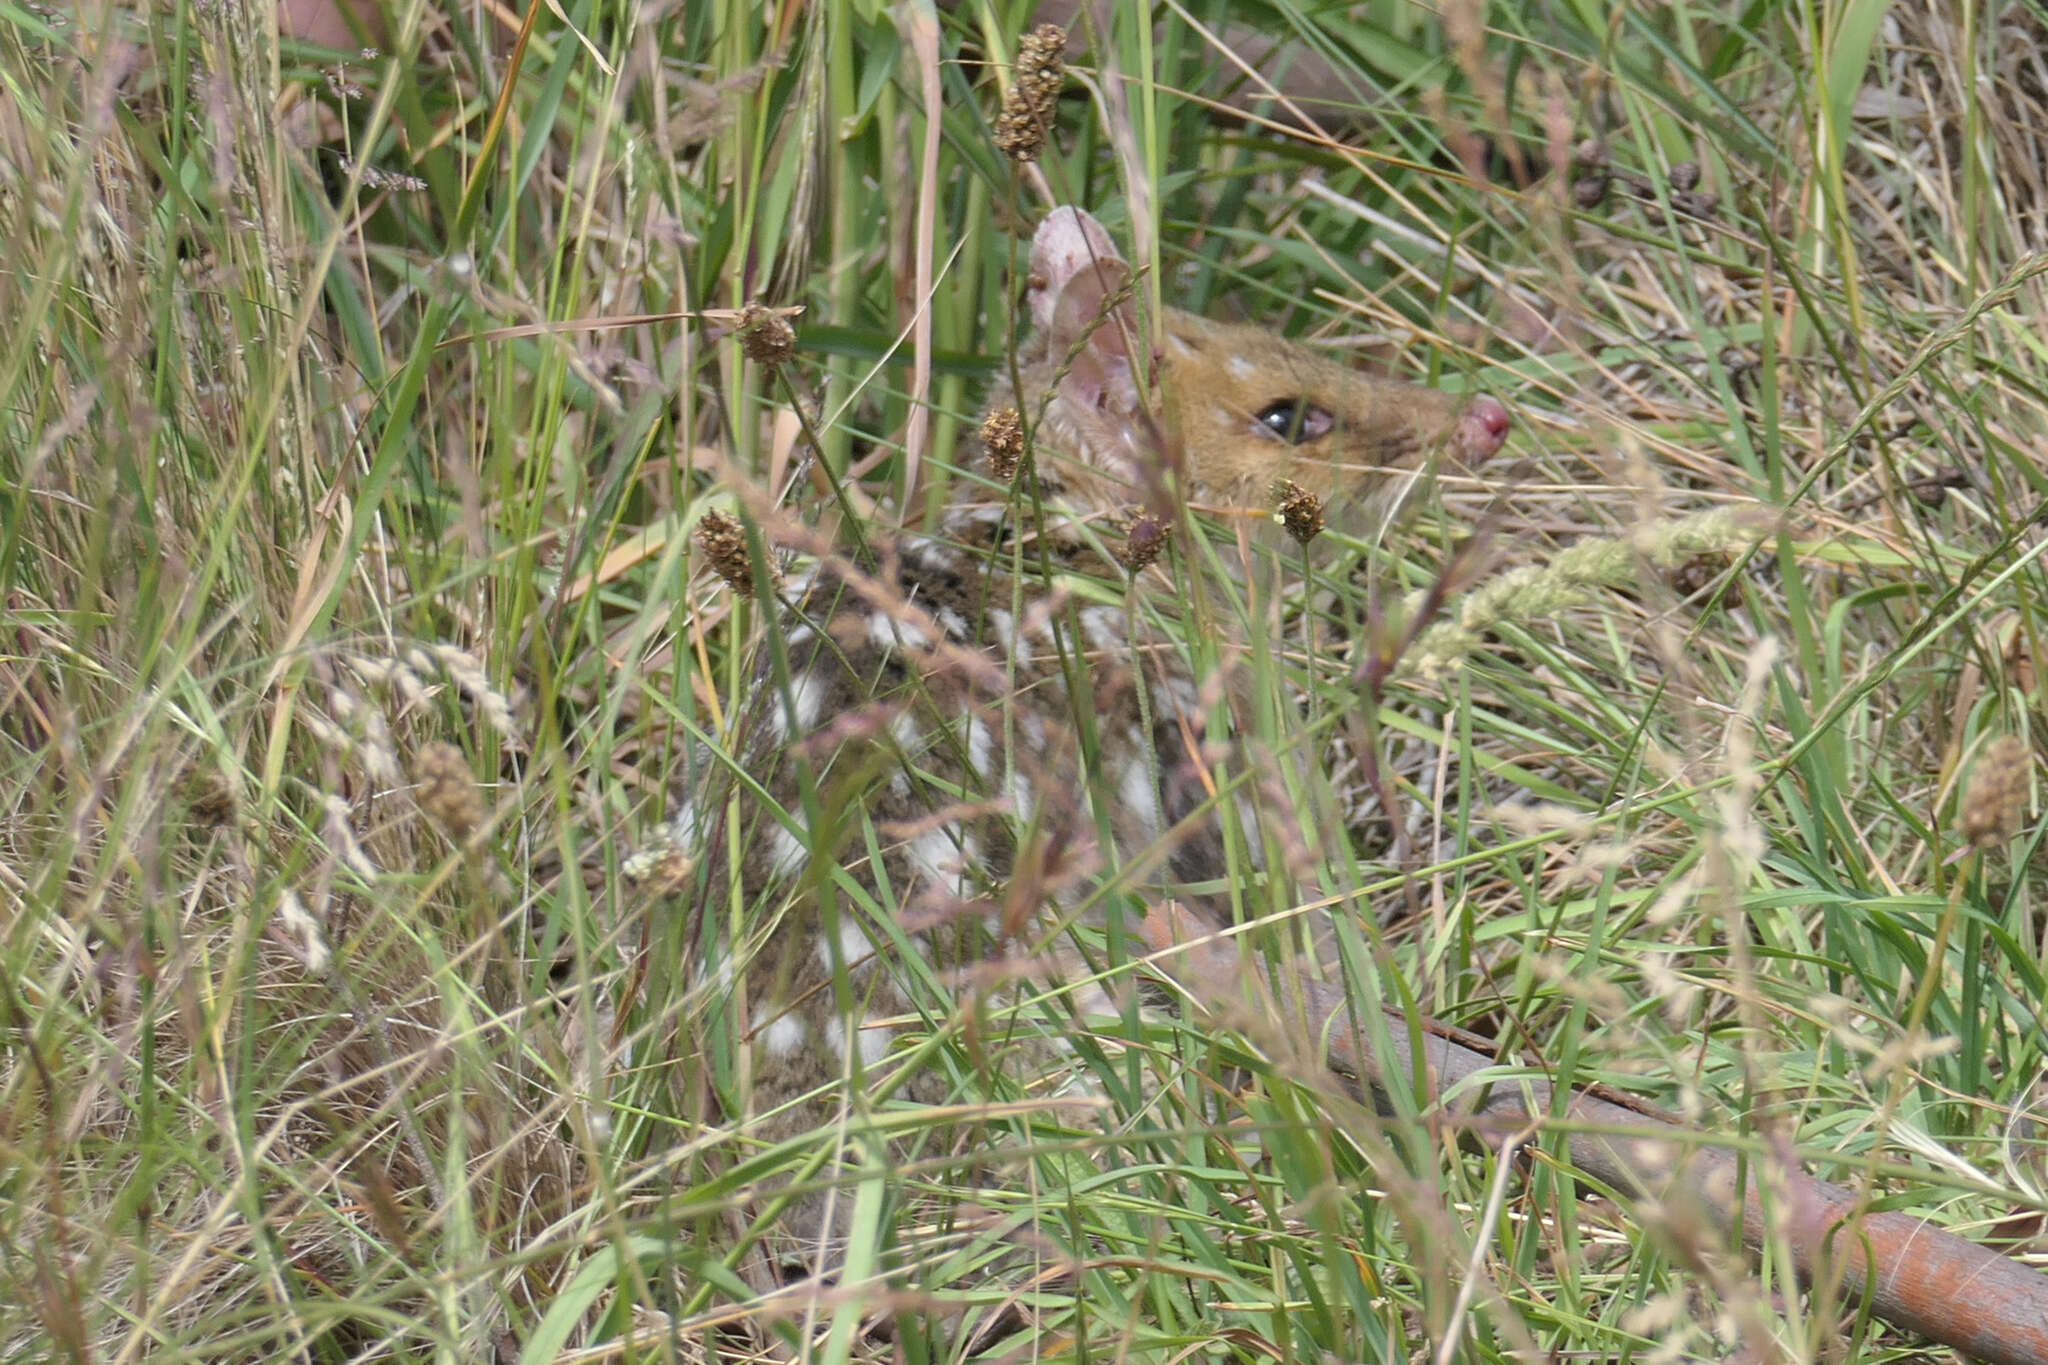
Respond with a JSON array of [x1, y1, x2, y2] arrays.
[[673, 206, 1509, 1271]]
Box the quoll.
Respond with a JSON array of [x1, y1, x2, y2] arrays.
[[669, 205, 1510, 1275]]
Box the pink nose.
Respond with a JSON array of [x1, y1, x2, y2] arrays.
[[1459, 396, 1511, 461]]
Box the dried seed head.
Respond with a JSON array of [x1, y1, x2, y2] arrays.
[[414, 740, 487, 843], [993, 100, 1047, 163], [1667, 550, 1731, 598], [186, 767, 237, 828], [1672, 188, 1720, 220], [981, 404, 1026, 481], [1908, 470, 1967, 506], [623, 843, 697, 897], [995, 24, 1066, 162], [1113, 512, 1171, 572], [1959, 735, 2031, 851], [1572, 173, 1610, 209], [737, 302, 796, 367], [696, 509, 755, 596], [1017, 25, 1066, 91], [1273, 479, 1325, 545]]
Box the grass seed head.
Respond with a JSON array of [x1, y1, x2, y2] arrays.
[[737, 302, 796, 367], [695, 509, 755, 596], [1960, 734, 2031, 852], [1114, 512, 1172, 572], [981, 404, 1026, 480], [995, 24, 1066, 162], [1273, 478, 1325, 545], [413, 740, 486, 843]]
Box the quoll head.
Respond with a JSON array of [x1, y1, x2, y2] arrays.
[[1014, 206, 1510, 529]]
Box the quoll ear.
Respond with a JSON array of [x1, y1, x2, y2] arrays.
[[1027, 207, 1126, 331], [1028, 207, 1145, 418]]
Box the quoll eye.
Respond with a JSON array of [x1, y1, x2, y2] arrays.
[[1253, 399, 1336, 444]]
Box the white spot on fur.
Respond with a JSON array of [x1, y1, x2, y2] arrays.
[[842, 918, 877, 967], [868, 612, 930, 652], [767, 825, 806, 879], [965, 717, 995, 776], [768, 670, 826, 744], [1157, 676, 1201, 715], [824, 1015, 892, 1067], [1021, 601, 1058, 640], [1227, 354, 1255, 380], [909, 829, 963, 892], [818, 917, 877, 972], [1009, 772, 1036, 823], [1080, 605, 1122, 652], [936, 605, 969, 639], [1119, 758, 1163, 839], [761, 1014, 805, 1058], [889, 710, 926, 753], [664, 796, 699, 845], [1166, 332, 1196, 358]]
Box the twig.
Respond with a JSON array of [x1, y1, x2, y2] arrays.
[[1137, 903, 2048, 1365]]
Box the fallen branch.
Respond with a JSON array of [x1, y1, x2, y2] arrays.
[[1137, 904, 2048, 1365]]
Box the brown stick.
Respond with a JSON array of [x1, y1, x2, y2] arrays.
[[1137, 904, 2048, 1365]]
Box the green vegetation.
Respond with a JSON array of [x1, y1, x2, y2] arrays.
[[2, 0, 2044, 1360]]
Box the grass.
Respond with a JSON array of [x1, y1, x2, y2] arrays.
[[3, 0, 2047, 1360]]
